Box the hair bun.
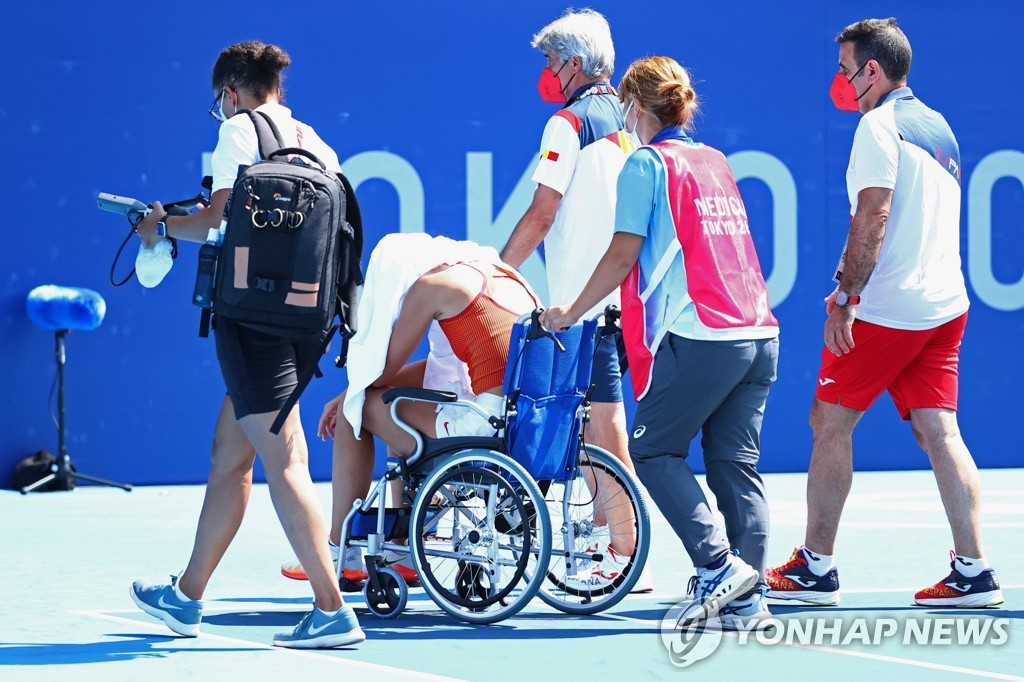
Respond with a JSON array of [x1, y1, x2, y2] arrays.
[[258, 44, 292, 71]]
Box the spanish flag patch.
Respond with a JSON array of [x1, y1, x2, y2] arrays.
[[542, 149, 560, 162]]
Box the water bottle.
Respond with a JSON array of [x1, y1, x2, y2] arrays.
[[135, 238, 174, 288], [192, 228, 222, 308]]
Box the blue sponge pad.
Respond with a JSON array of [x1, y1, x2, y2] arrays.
[[26, 285, 106, 331]]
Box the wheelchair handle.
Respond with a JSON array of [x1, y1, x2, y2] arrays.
[[598, 304, 622, 338], [523, 307, 566, 352]]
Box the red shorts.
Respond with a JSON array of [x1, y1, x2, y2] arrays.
[[815, 313, 967, 420]]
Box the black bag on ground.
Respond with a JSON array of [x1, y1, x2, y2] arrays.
[[199, 110, 364, 433], [11, 450, 74, 492]]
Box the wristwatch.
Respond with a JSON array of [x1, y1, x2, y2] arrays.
[[836, 290, 861, 307], [156, 216, 169, 239]]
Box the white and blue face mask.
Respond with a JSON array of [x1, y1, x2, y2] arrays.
[[208, 89, 229, 123], [622, 100, 643, 147]]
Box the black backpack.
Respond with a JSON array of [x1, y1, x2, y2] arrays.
[[200, 110, 363, 433]]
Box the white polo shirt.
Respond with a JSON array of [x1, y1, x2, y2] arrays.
[[844, 87, 968, 330], [531, 84, 635, 316], [210, 102, 341, 193]]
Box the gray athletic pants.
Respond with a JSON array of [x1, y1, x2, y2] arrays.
[[628, 333, 778, 593]]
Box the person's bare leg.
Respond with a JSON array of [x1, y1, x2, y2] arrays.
[[329, 361, 427, 544], [587, 401, 636, 555], [910, 408, 984, 558], [178, 397, 256, 600], [240, 406, 343, 611], [329, 402, 376, 546], [804, 399, 864, 555]]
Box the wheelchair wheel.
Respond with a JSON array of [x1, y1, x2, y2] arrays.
[[538, 444, 651, 615], [409, 450, 551, 624], [363, 567, 408, 619]]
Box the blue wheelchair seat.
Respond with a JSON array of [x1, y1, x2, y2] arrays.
[[502, 317, 598, 481]]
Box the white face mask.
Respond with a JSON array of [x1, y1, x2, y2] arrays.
[[622, 100, 643, 147], [208, 89, 236, 123]]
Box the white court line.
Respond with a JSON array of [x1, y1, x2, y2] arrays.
[[594, 584, 1024, 602], [595, 611, 1024, 682], [771, 521, 1024, 529], [73, 610, 468, 682]]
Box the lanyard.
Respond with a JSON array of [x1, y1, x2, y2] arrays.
[[567, 83, 616, 106]]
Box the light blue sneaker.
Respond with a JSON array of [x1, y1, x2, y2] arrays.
[[677, 550, 759, 627], [273, 603, 366, 649], [716, 589, 773, 631], [129, 573, 203, 637]]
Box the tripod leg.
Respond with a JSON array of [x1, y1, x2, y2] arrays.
[[21, 473, 57, 495], [71, 471, 133, 492]]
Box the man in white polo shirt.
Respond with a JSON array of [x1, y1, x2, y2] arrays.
[[501, 8, 648, 591], [766, 17, 1002, 609]]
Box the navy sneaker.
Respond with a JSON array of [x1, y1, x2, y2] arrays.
[[676, 550, 759, 627], [129, 573, 203, 637], [766, 546, 840, 605], [273, 603, 366, 649], [915, 551, 1004, 607]]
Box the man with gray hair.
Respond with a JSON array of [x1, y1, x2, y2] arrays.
[[501, 8, 651, 592]]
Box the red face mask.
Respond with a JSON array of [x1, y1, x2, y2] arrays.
[[537, 60, 571, 103], [829, 63, 869, 112]]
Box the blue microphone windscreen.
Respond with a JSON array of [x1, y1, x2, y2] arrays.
[[26, 285, 107, 330]]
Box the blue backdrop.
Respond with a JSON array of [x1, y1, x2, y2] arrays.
[[2, 0, 1022, 488]]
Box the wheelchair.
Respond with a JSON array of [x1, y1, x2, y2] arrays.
[[503, 306, 651, 615], [336, 306, 649, 623], [336, 389, 552, 624]]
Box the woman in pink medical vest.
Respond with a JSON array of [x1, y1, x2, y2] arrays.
[[542, 56, 780, 631]]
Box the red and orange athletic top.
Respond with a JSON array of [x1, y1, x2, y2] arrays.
[[438, 262, 538, 395]]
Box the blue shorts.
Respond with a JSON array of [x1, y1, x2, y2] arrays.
[[590, 334, 624, 403]]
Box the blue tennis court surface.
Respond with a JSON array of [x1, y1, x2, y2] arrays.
[[2, 469, 1021, 681]]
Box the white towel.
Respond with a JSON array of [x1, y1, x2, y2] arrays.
[[342, 233, 502, 438]]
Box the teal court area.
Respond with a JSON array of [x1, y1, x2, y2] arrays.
[[2, 468, 1021, 681]]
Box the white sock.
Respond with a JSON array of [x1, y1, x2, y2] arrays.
[[801, 546, 835, 576], [328, 539, 340, 563], [317, 606, 340, 617], [174, 579, 198, 603], [955, 555, 990, 578]]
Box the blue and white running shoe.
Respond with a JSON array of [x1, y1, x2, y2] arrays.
[[273, 603, 366, 649], [676, 551, 759, 627], [129, 573, 203, 637], [716, 589, 773, 631]]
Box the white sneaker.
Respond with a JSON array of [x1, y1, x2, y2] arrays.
[[379, 548, 420, 584], [563, 545, 630, 591], [715, 590, 773, 631], [281, 542, 343, 581], [631, 563, 655, 594], [677, 551, 759, 627]]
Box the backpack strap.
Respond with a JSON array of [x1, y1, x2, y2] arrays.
[[269, 325, 339, 435], [333, 171, 364, 369], [242, 110, 286, 160], [338, 171, 364, 275]]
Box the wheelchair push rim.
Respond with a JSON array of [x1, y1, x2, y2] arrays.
[[409, 450, 552, 624], [538, 444, 651, 615]]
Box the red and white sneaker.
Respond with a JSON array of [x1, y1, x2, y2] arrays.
[[564, 545, 630, 591], [281, 547, 368, 584], [380, 549, 420, 585], [914, 551, 1004, 608]]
